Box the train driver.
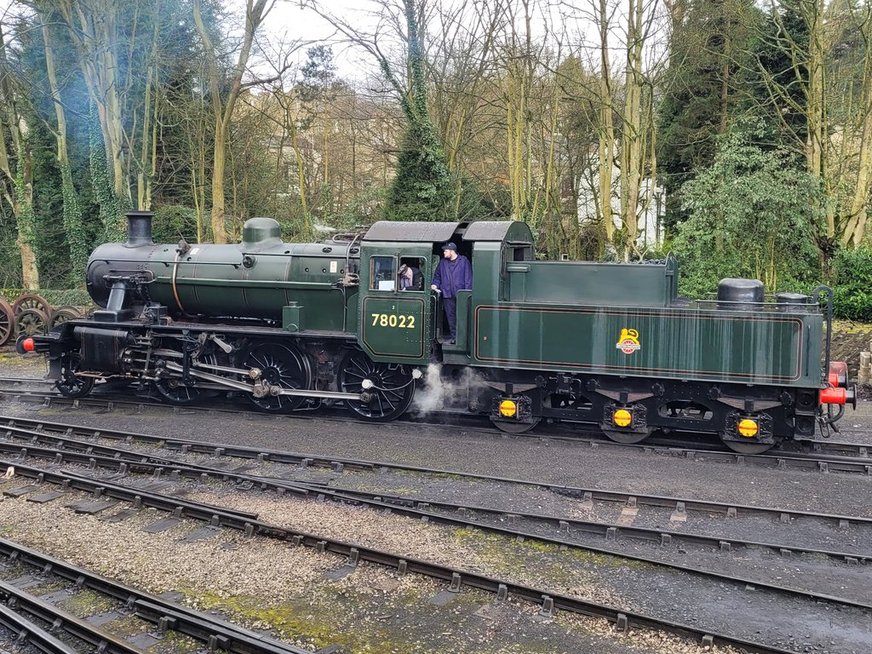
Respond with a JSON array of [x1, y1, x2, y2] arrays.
[[430, 242, 472, 344]]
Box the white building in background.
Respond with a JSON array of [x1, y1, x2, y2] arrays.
[[575, 158, 666, 252]]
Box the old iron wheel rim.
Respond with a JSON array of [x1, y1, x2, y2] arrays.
[[56, 352, 95, 398], [242, 341, 311, 413], [338, 349, 415, 421], [48, 307, 80, 331], [601, 426, 654, 444], [15, 308, 48, 337], [491, 417, 541, 434], [0, 299, 13, 346], [152, 353, 217, 406], [12, 293, 51, 317]]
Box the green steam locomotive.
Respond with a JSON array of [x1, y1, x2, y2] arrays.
[[17, 211, 855, 454]]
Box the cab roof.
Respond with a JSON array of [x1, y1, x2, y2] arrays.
[[363, 220, 533, 244]]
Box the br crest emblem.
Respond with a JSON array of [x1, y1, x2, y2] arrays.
[[616, 328, 640, 355]]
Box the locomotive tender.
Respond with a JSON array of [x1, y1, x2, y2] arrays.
[[18, 211, 856, 454]]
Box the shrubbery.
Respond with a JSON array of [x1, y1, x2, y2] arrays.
[[831, 246, 872, 321]]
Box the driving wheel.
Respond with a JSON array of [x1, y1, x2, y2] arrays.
[[338, 349, 415, 421]]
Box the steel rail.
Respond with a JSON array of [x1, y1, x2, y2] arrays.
[[3, 414, 871, 531], [298, 482, 871, 565], [3, 388, 870, 464], [0, 600, 78, 654], [0, 459, 261, 524], [0, 579, 148, 653], [0, 539, 311, 654]]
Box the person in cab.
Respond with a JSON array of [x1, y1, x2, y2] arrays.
[[430, 242, 472, 344]]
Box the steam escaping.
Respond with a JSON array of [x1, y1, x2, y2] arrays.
[[412, 363, 487, 416]]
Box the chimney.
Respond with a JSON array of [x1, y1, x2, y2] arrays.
[[126, 210, 154, 247]]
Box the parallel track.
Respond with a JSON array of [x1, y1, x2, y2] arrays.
[[1, 382, 869, 475], [0, 455, 812, 654]]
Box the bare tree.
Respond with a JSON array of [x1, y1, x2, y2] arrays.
[[193, 0, 275, 243]]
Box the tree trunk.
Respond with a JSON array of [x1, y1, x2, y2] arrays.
[[597, 0, 615, 244], [194, 0, 272, 243]]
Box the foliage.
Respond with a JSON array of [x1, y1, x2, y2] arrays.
[[831, 246, 872, 321], [674, 124, 823, 297], [152, 205, 198, 243], [383, 1, 453, 221]]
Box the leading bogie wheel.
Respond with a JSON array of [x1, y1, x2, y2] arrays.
[[56, 352, 95, 398], [0, 299, 13, 346], [13, 293, 51, 317], [338, 350, 415, 421], [242, 341, 312, 412], [15, 308, 49, 338]]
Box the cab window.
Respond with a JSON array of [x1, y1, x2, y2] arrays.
[[398, 257, 425, 291], [370, 256, 397, 291]]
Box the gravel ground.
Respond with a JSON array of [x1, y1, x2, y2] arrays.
[[2, 348, 872, 652], [0, 480, 746, 654]]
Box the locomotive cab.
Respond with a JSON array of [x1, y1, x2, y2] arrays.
[[357, 220, 535, 365]]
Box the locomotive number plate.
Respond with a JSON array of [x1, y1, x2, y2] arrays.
[[371, 313, 416, 328]]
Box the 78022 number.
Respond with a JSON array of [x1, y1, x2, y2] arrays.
[[371, 313, 416, 328]]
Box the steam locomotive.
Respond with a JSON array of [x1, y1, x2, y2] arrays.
[[17, 211, 856, 454]]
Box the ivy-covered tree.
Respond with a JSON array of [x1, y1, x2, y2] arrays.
[[657, 0, 759, 232]]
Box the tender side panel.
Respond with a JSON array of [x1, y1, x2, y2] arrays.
[[473, 305, 817, 386]]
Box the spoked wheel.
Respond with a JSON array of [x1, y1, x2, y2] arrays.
[[491, 418, 541, 434], [338, 350, 415, 421], [152, 354, 217, 405], [721, 438, 774, 455], [242, 342, 312, 413], [601, 427, 654, 444], [0, 299, 13, 346], [13, 293, 51, 317], [56, 352, 95, 398], [49, 306, 81, 330], [15, 308, 48, 337]]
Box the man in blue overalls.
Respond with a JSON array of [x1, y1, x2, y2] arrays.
[[431, 242, 472, 344]]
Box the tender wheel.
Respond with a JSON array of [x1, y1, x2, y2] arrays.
[[49, 306, 81, 330], [242, 342, 312, 412], [12, 293, 51, 316], [601, 427, 653, 444], [15, 308, 48, 337], [56, 352, 94, 398], [721, 438, 774, 455], [0, 299, 13, 346], [338, 350, 415, 421], [491, 418, 541, 434], [152, 353, 217, 405]]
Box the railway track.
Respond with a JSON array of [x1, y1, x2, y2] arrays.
[[3, 414, 871, 534], [0, 417, 870, 651], [2, 382, 871, 476], [0, 537, 311, 653]]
